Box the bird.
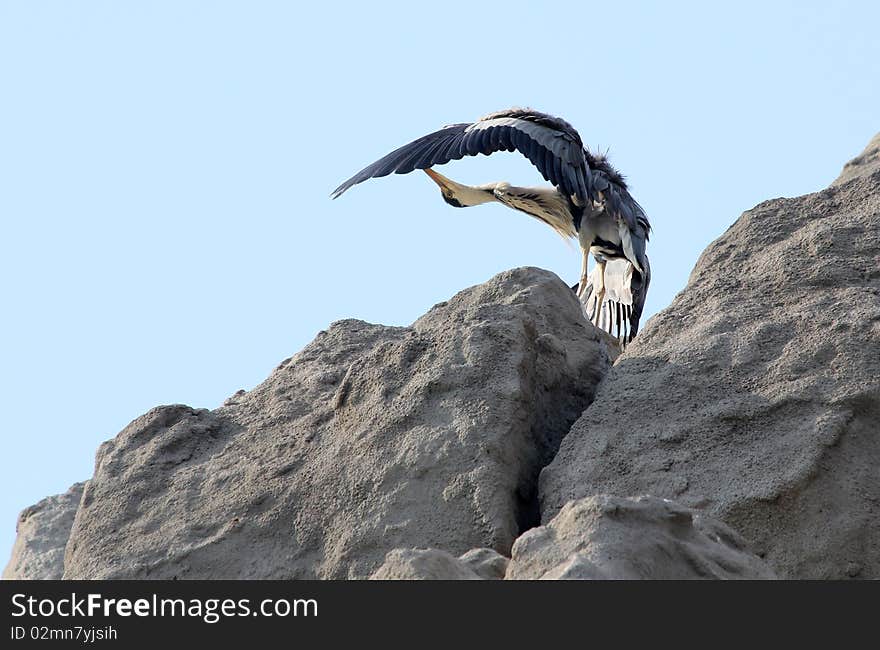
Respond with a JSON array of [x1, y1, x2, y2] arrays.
[[330, 108, 651, 344]]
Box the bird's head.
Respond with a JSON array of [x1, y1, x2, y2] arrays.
[[423, 168, 495, 208], [586, 152, 628, 189], [424, 168, 463, 206]]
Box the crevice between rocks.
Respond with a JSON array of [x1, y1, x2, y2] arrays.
[[513, 325, 619, 538]]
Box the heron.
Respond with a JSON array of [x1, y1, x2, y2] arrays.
[[331, 108, 651, 344]]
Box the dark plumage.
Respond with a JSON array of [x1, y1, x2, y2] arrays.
[[332, 109, 593, 206], [332, 108, 652, 344]]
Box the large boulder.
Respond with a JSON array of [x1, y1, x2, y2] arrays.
[[3, 483, 84, 580], [540, 134, 880, 579], [60, 267, 613, 579], [506, 496, 776, 579]]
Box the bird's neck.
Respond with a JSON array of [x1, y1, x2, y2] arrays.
[[446, 182, 497, 207]]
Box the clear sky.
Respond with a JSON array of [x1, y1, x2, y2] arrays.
[[1, 1, 877, 568]]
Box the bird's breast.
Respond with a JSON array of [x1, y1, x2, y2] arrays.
[[581, 211, 622, 246]]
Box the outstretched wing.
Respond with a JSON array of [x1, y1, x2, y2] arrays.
[[331, 108, 594, 205]]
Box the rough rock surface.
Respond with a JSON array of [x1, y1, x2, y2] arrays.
[[3, 483, 84, 580], [458, 547, 509, 579], [371, 496, 774, 580], [834, 133, 880, 186], [541, 134, 880, 579], [9, 135, 879, 582], [59, 267, 613, 579], [506, 496, 776, 579], [370, 547, 509, 580], [370, 549, 484, 580]]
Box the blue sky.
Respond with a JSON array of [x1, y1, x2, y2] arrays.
[[1, 1, 877, 568]]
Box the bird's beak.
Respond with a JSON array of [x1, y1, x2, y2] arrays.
[[424, 167, 457, 193]]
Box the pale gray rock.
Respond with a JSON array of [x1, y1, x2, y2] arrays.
[[3, 483, 84, 580], [458, 547, 509, 580], [833, 133, 880, 186], [370, 549, 483, 580], [541, 134, 880, 579], [505, 496, 776, 580], [16, 136, 879, 581], [62, 267, 613, 579]]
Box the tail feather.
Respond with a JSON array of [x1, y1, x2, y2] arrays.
[[577, 257, 647, 345]]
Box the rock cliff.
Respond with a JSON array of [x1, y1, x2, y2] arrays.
[[62, 268, 612, 579], [541, 134, 880, 578], [5, 134, 877, 580], [2, 483, 84, 580]]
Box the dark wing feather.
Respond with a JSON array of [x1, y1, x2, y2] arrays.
[[629, 254, 651, 339], [591, 166, 651, 278], [331, 108, 594, 203], [592, 170, 634, 231]]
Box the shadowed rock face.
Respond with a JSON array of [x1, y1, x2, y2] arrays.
[[540, 134, 880, 579], [3, 483, 84, 580], [58, 267, 613, 579]]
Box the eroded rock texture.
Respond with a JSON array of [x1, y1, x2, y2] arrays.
[[541, 135, 880, 579], [506, 496, 776, 579], [3, 483, 84, 580], [59, 268, 612, 579], [8, 134, 879, 582], [373, 496, 775, 580]]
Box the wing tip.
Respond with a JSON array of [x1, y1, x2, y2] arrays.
[[329, 181, 353, 200]]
